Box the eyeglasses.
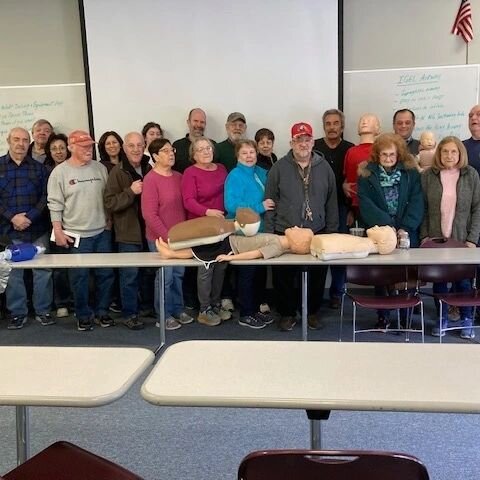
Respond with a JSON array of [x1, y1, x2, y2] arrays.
[[195, 146, 213, 153], [158, 147, 176, 154], [379, 152, 397, 159], [125, 144, 144, 150], [292, 136, 312, 144]]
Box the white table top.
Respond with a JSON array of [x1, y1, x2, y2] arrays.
[[9, 247, 480, 268], [0, 346, 154, 407], [141, 340, 480, 413]]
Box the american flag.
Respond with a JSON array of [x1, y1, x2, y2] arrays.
[[451, 0, 473, 43]]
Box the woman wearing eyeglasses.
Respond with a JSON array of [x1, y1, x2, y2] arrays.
[[141, 138, 192, 331], [181, 136, 229, 327], [357, 133, 424, 329], [44, 133, 70, 172], [45, 133, 72, 319]]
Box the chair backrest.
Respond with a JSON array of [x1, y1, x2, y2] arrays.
[[238, 449, 430, 480], [417, 263, 476, 284], [346, 265, 408, 287], [3, 441, 143, 480]]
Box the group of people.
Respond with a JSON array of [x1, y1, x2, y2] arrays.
[[1, 104, 480, 337]]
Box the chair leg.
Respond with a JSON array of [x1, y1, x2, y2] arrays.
[[339, 293, 346, 342], [439, 301, 444, 344], [352, 302, 357, 343], [420, 301, 425, 343]]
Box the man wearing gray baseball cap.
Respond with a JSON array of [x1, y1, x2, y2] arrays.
[[215, 112, 247, 172]]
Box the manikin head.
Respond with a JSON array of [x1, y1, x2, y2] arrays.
[[235, 208, 261, 236], [357, 114, 380, 137], [285, 227, 314, 254], [419, 131, 436, 150], [366, 226, 397, 254]]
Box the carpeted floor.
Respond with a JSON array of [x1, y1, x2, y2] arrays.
[[0, 293, 478, 479]]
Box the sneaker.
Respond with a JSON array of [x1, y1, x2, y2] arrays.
[[278, 316, 296, 332], [109, 301, 122, 313], [374, 316, 391, 330], [165, 316, 182, 330], [7, 315, 27, 330], [95, 314, 116, 328], [213, 304, 232, 321], [56, 307, 69, 318], [259, 303, 271, 314], [307, 314, 324, 330], [460, 318, 475, 339], [238, 315, 266, 329], [197, 308, 221, 326], [139, 308, 155, 318], [448, 305, 460, 321], [123, 315, 144, 330], [255, 311, 275, 325], [35, 313, 56, 326], [77, 317, 93, 331], [221, 298, 234, 312], [173, 311, 194, 325], [431, 325, 446, 337]]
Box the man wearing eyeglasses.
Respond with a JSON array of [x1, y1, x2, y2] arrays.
[[104, 131, 152, 330], [264, 122, 338, 332], [48, 130, 113, 332]]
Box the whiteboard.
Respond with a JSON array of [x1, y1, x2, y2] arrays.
[[344, 65, 480, 143], [0, 84, 89, 154]]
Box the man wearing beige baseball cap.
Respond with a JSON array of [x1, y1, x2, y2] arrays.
[[47, 129, 114, 331]]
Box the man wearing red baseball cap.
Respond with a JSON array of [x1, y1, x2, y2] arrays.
[[264, 122, 338, 332], [47, 129, 114, 331]]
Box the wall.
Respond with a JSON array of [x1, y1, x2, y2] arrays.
[[344, 0, 480, 70]]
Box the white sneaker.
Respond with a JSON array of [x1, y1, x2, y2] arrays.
[[56, 307, 69, 318], [173, 311, 194, 325], [214, 304, 232, 321], [221, 298, 234, 312], [259, 303, 271, 314], [165, 316, 182, 331]]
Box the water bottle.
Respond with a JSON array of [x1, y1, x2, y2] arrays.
[[0, 243, 46, 262], [397, 231, 410, 249]]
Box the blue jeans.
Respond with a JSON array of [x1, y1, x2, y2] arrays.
[[118, 242, 141, 317], [69, 230, 114, 320], [6, 233, 52, 316], [433, 279, 473, 322], [147, 241, 185, 317]]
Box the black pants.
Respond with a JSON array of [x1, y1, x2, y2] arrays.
[[272, 264, 327, 317]]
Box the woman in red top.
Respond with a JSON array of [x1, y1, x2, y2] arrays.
[[181, 137, 229, 327]]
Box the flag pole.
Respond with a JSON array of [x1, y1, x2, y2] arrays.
[[466, 43, 470, 64]]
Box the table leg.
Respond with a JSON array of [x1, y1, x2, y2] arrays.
[[301, 269, 308, 341], [306, 409, 330, 450], [154, 267, 166, 355], [16, 405, 29, 465]]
